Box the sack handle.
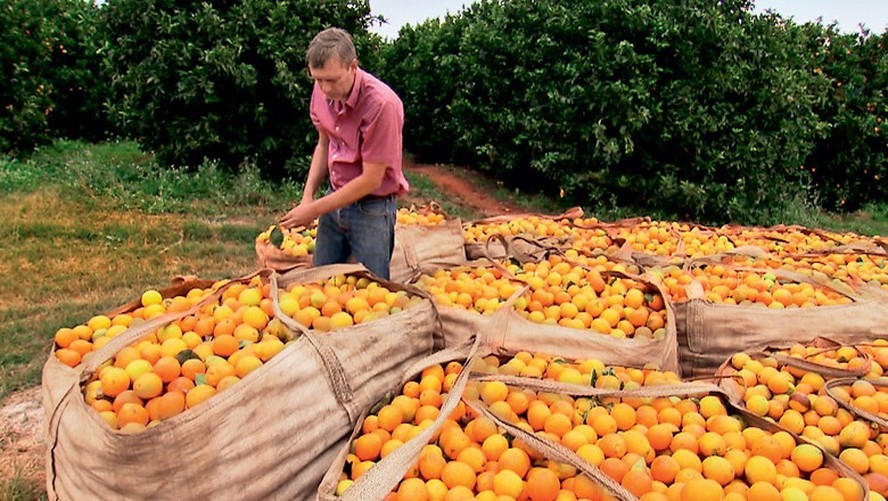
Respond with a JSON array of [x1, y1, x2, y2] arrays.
[[465, 399, 638, 500], [340, 335, 482, 501], [270, 272, 354, 407], [824, 377, 888, 431]]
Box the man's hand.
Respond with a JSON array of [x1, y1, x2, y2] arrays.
[[279, 202, 315, 229]]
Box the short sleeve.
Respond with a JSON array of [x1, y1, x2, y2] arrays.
[[361, 100, 403, 166]]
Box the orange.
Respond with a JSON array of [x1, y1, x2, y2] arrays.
[[439, 428, 471, 460], [181, 358, 206, 381], [600, 457, 629, 483], [791, 443, 824, 473], [600, 433, 628, 459], [117, 402, 150, 428], [456, 447, 486, 474], [212, 334, 239, 357], [492, 469, 524, 498], [440, 460, 476, 490], [354, 433, 384, 462], [747, 481, 781, 501], [185, 384, 216, 408], [650, 455, 680, 484], [622, 469, 653, 497], [55, 348, 82, 367], [100, 367, 130, 398], [702, 455, 735, 486], [745, 455, 777, 484], [498, 447, 531, 477], [679, 478, 723, 501], [396, 477, 427, 501], [524, 467, 560, 501], [155, 391, 186, 420], [132, 372, 163, 399], [153, 356, 181, 383], [418, 451, 447, 480]]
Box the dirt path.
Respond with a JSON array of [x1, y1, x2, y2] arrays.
[[403, 158, 529, 217], [0, 386, 44, 491]]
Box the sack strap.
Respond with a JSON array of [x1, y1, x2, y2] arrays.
[[340, 336, 481, 500], [270, 273, 355, 410]]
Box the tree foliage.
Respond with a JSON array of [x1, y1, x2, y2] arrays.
[[100, 0, 383, 176], [380, 0, 885, 224], [0, 0, 108, 154]]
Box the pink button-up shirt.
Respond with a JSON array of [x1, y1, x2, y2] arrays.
[[310, 68, 408, 197]]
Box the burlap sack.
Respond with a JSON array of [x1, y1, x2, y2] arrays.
[[675, 269, 888, 379], [436, 268, 681, 373], [43, 264, 438, 500], [255, 238, 313, 272], [320, 364, 868, 500], [390, 220, 467, 284], [257, 219, 467, 282], [714, 337, 875, 404], [463, 207, 585, 261], [317, 338, 481, 500]]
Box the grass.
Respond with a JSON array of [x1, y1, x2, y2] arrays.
[[0, 469, 43, 501]]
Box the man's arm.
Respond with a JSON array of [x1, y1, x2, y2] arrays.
[[301, 131, 330, 204], [279, 159, 387, 229]]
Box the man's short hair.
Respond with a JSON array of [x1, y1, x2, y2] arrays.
[[306, 27, 357, 68]]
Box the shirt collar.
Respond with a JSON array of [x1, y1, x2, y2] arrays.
[[344, 67, 364, 109]]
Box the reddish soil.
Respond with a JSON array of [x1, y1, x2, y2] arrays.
[[403, 157, 528, 217]]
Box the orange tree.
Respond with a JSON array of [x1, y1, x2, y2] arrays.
[[379, 0, 868, 225], [802, 25, 887, 212], [100, 0, 383, 177], [0, 0, 109, 154]]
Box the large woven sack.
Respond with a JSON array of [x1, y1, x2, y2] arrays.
[[437, 268, 681, 373], [255, 237, 313, 272], [43, 264, 438, 500], [319, 360, 869, 500], [675, 269, 888, 378], [463, 207, 584, 261], [390, 220, 467, 284], [317, 338, 481, 500]]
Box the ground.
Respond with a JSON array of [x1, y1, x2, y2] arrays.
[[0, 158, 538, 495], [403, 158, 529, 217], [0, 385, 43, 491]]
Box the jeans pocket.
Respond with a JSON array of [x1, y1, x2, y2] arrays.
[[356, 198, 391, 217]]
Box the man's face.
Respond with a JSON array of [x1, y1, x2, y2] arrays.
[[309, 57, 357, 102]]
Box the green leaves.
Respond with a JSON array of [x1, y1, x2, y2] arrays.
[[380, 0, 884, 225], [102, 0, 380, 177], [0, 0, 108, 154]]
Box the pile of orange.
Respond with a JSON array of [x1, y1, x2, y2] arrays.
[[653, 263, 855, 307], [56, 273, 423, 433], [417, 253, 668, 340], [255, 224, 318, 257], [56, 276, 289, 432], [463, 216, 578, 244], [337, 351, 872, 500], [276, 275, 424, 332], [397, 207, 448, 226], [727, 342, 888, 497]]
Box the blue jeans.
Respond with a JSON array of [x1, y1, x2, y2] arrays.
[[313, 195, 397, 280]]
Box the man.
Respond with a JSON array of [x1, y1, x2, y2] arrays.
[[279, 27, 407, 280]]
